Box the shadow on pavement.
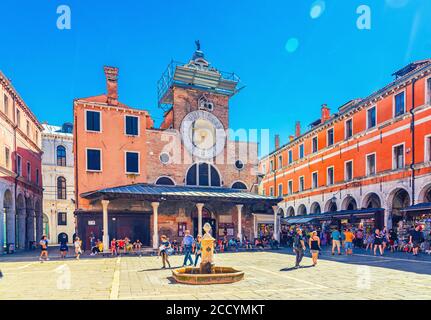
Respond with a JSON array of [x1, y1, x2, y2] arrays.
[[272, 247, 431, 276]]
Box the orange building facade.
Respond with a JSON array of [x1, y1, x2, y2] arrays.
[[260, 59, 431, 235], [74, 49, 280, 251], [0, 70, 44, 253]]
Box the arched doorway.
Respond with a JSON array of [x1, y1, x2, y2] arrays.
[[324, 199, 338, 213], [363, 193, 382, 209], [2, 190, 13, 249], [34, 200, 42, 241], [342, 196, 358, 211], [43, 214, 50, 239], [25, 197, 35, 249], [390, 188, 410, 226], [418, 184, 431, 203], [58, 232, 68, 244], [310, 202, 321, 214], [16, 194, 25, 249], [287, 206, 295, 217], [297, 204, 307, 215]]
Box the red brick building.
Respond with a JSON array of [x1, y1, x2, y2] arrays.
[[74, 47, 280, 250], [259, 59, 431, 240], [0, 70, 44, 253]]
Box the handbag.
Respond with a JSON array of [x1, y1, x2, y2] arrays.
[[166, 247, 174, 256]]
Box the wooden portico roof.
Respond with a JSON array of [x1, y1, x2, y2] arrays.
[[81, 183, 282, 205]]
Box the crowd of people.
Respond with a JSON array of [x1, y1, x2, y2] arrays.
[[288, 223, 431, 268], [34, 222, 431, 267]]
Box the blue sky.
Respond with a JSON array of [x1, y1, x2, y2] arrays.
[[1, 0, 430, 152]]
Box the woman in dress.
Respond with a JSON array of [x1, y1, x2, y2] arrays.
[[159, 235, 171, 269], [309, 231, 321, 266], [74, 237, 83, 260], [373, 229, 384, 256]]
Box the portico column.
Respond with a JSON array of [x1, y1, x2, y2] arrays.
[[152, 202, 160, 249], [196, 203, 204, 237], [272, 205, 279, 241], [101, 200, 110, 252], [236, 204, 243, 243]]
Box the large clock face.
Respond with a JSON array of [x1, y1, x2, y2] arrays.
[[180, 110, 226, 159]]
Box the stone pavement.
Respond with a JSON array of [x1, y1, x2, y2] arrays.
[[1, 249, 431, 300]]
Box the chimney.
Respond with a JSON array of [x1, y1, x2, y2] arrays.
[[104, 66, 119, 105], [321, 104, 330, 122], [289, 135, 294, 142], [295, 121, 301, 138], [275, 134, 280, 150]]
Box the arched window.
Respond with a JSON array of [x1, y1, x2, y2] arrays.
[[57, 145, 66, 166], [155, 176, 175, 186], [57, 176, 66, 199], [231, 181, 247, 190], [186, 163, 221, 187]]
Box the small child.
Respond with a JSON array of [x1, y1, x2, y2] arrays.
[[111, 238, 117, 256]]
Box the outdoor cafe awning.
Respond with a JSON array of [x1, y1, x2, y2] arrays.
[[282, 207, 384, 225], [401, 202, 431, 213]]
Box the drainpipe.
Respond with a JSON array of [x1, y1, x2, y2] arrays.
[[410, 78, 417, 206]]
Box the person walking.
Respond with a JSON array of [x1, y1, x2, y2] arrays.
[[331, 228, 342, 255], [194, 235, 202, 267], [410, 225, 424, 256], [373, 229, 384, 256], [182, 230, 194, 267], [343, 228, 355, 255], [39, 235, 49, 262], [309, 231, 321, 266], [59, 240, 68, 259], [74, 237, 82, 260], [159, 235, 171, 269], [293, 228, 306, 269]]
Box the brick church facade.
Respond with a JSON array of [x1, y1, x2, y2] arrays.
[[74, 47, 280, 250]]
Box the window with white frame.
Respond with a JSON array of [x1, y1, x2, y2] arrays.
[[394, 92, 405, 117], [270, 160, 274, 172], [125, 151, 139, 174], [345, 160, 353, 181], [299, 144, 304, 159], [16, 154, 22, 176], [269, 187, 274, 197], [86, 110, 101, 132], [393, 144, 404, 169], [366, 153, 376, 176], [125, 115, 139, 136], [278, 155, 283, 169], [312, 136, 318, 153], [278, 183, 283, 197], [3, 94, 8, 116], [86, 149, 102, 171], [27, 162, 31, 182], [327, 166, 334, 185], [288, 150, 293, 164], [367, 106, 376, 129], [327, 128, 334, 146], [426, 136, 431, 162], [312, 172, 318, 189], [427, 78, 431, 105], [4, 146, 10, 169], [299, 176, 304, 192], [345, 119, 353, 139], [262, 163, 267, 174], [288, 180, 293, 195]]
